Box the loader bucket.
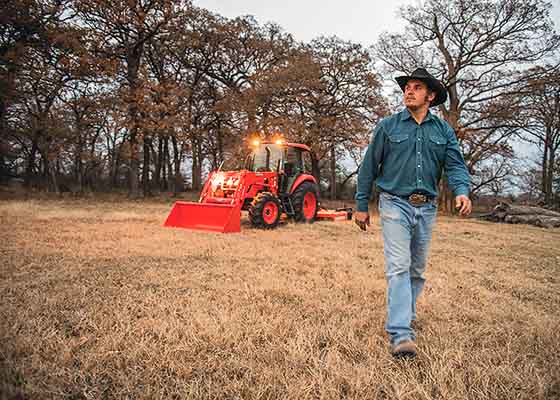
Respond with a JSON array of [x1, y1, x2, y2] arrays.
[[164, 201, 241, 233]]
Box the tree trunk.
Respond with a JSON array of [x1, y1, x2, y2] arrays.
[[41, 148, 59, 194], [448, 185, 455, 214], [191, 136, 201, 191], [171, 136, 181, 196], [438, 179, 455, 214], [142, 135, 151, 196], [330, 144, 336, 200], [217, 122, 224, 167], [49, 163, 59, 194], [88, 130, 101, 192], [311, 153, 321, 187], [0, 64, 16, 142], [154, 135, 163, 189], [126, 47, 143, 199], [542, 133, 549, 203], [111, 145, 120, 189], [166, 137, 173, 191], [162, 136, 169, 191], [25, 140, 38, 188], [129, 135, 140, 198], [191, 136, 204, 191], [438, 180, 446, 211], [547, 146, 555, 206], [150, 140, 158, 191], [76, 134, 84, 193], [55, 158, 62, 194]]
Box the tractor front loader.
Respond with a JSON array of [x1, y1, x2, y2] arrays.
[[164, 140, 349, 233]]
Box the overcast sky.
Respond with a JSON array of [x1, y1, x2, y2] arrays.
[[194, 0, 560, 48]]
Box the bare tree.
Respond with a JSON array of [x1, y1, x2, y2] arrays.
[[0, 0, 73, 133], [73, 0, 183, 197], [61, 81, 112, 192], [294, 37, 387, 198], [374, 0, 559, 205], [1, 0, 87, 190], [515, 66, 560, 206]]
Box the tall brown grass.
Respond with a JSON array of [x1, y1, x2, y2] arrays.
[[1, 198, 559, 399]]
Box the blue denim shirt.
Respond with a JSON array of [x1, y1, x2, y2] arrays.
[[355, 109, 470, 212]]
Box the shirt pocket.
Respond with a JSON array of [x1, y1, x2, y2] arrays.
[[428, 133, 447, 162], [387, 134, 409, 150]]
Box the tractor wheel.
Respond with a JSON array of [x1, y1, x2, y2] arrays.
[[292, 181, 319, 223], [249, 192, 282, 229]]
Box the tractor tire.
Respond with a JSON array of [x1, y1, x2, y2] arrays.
[[292, 181, 319, 223], [249, 192, 282, 229]]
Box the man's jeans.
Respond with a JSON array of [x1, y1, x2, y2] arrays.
[[378, 192, 437, 346]]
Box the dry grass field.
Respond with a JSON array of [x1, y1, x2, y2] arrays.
[[1, 196, 559, 400]]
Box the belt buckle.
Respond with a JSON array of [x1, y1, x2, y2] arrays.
[[408, 193, 427, 206]]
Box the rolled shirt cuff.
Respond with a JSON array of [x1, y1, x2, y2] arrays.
[[356, 200, 369, 213], [453, 186, 470, 197]]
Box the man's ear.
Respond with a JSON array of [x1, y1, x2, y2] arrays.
[[428, 90, 436, 104]]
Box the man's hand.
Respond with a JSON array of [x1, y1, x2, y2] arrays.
[[455, 195, 472, 216], [354, 211, 370, 231]]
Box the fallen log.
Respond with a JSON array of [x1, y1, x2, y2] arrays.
[[537, 218, 560, 228], [482, 202, 560, 228], [503, 214, 560, 228], [495, 204, 560, 218]]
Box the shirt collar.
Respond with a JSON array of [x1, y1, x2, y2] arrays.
[[401, 108, 434, 124], [400, 108, 412, 121], [424, 110, 435, 123]]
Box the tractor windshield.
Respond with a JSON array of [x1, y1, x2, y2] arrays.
[[246, 144, 284, 172]]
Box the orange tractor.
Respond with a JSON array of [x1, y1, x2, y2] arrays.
[[164, 140, 352, 233]]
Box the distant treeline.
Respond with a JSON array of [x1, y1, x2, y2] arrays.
[[1, 0, 559, 206]]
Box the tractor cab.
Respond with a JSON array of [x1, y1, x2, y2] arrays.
[[245, 141, 314, 194]]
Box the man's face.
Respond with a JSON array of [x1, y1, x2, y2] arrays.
[[403, 79, 435, 111]]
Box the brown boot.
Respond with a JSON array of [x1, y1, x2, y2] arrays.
[[391, 340, 417, 358]]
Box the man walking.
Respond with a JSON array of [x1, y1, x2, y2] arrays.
[[355, 68, 472, 358]]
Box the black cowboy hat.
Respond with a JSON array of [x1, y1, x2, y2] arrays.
[[395, 68, 448, 107]]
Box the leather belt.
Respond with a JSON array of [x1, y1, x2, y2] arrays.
[[407, 193, 434, 206], [385, 192, 435, 206]]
